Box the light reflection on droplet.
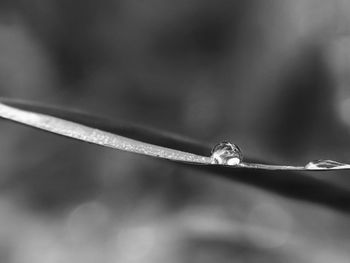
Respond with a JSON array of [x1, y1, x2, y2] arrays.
[[210, 141, 243, 165], [304, 159, 350, 170]]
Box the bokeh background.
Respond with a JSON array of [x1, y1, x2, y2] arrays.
[[0, 0, 350, 262]]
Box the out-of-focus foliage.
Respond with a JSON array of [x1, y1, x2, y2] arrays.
[[1, 0, 350, 262]]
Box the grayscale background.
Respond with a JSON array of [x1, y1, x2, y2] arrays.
[[0, 0, 350, 262]]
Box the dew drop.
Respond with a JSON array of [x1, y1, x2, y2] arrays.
[[304, 159, 350, 170], [210, 141, 243, 165]]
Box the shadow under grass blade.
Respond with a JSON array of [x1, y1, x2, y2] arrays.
[[1, 98, 350, 213]]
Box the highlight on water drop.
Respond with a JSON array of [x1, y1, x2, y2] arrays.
[[210, 141, 243, 166], [304, 159, 350, 170]]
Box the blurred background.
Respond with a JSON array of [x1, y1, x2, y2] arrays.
[[0, 0, 350, 262]]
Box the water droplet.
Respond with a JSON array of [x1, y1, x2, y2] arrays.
[[304, 159, 350, 170], [210, 141, 243, 165]]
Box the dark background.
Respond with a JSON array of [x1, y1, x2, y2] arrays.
[[0, 0, 350, 262]]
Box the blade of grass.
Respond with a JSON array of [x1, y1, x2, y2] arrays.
[[0, 98, 350, 213], [0, 101, 212, 164], [0, 99, 342, 170]]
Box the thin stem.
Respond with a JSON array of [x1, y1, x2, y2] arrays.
[[0, 102, 211, 164], [1, 98, 350, 213]]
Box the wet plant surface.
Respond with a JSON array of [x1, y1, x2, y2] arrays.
[[2, 1, 350, 262]]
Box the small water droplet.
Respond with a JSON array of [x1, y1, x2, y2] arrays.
[[210, 141, 243, 165], [304, 159, 350, 170]]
